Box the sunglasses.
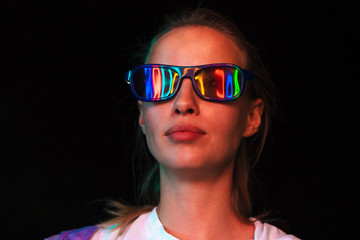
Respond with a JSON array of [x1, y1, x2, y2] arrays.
[[125, 63, 254, 102]]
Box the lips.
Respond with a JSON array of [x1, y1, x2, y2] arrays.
[[165, 124, 206, 142]]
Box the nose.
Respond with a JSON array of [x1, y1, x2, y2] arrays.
[[171, 78, 200, 116]]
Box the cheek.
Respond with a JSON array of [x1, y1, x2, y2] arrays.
[[216, 113, 245, 145], [141, 104, 166, 159], [210, 103, 248, 150]]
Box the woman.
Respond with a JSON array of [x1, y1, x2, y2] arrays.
[[46, 8, 300, 240]]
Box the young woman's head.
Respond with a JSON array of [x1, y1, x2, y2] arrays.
[[131, 8, 276, 221], [138, 24, 262, 176]]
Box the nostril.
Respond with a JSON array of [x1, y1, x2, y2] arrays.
[[174, 108, 195, 115]]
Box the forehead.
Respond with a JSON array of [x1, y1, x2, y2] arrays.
[[146, 26, 247, 68]]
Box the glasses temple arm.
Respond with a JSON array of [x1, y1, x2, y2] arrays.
[[242, 69, 255, 82]]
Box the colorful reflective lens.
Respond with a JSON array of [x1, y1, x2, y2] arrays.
[[194, 67, 241, 100], [126, 64, 253, 102], [133, 67, 179, 100]]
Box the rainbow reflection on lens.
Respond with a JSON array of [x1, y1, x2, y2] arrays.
[[194, 67, 241, 100], [143, 67, 179, 100], [127, 63, 253, 102]]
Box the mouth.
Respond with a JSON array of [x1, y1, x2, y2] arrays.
[[165, 124, 206, 142]]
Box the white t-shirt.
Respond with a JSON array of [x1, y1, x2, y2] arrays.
[[92, 208, 300, 240]]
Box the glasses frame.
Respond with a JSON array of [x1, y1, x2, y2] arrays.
[[124, 63, 254, 102]]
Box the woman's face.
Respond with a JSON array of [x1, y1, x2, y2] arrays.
[[138, 26, 262, 176]]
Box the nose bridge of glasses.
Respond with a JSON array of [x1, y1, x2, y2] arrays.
[[177, 67, 198, 92], [179, 67, 196, 80]]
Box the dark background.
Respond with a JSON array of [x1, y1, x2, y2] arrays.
[[2, 0, 358, 239]]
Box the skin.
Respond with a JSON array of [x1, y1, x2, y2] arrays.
[[138, 26, 263, 240]]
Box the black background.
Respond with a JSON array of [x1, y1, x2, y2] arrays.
[[2, 0, 358, 239]]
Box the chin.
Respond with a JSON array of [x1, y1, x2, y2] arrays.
[[159, 155, 207, 169], [158, 153, 231, 174]]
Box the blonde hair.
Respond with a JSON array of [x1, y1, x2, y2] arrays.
[[101, 8, 277, 235]]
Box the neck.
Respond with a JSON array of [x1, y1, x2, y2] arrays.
[[156, 162, 254, 240]]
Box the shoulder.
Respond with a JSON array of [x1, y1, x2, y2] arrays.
[[93, 207, 171, 240], [50, 208, 157, 240], [254, 221, 301, 240], [44, 226, 99, 240], [89, 226, 116, 240]]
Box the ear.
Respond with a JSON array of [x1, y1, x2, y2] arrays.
[[242, 99, 264, 138], [138, 100, 146, 135]]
